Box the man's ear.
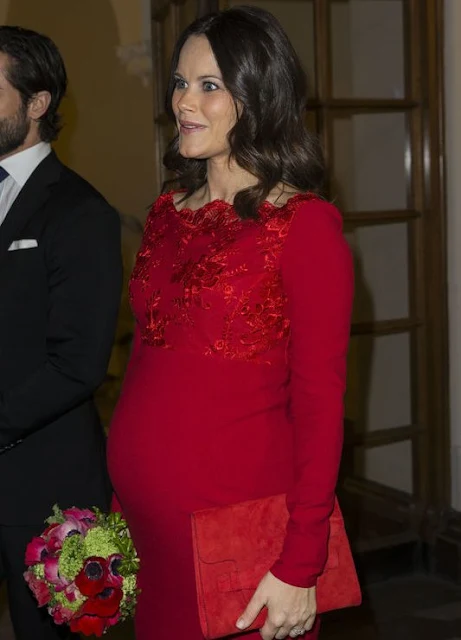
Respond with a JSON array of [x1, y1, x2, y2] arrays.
[[27, 91, 51, 121]]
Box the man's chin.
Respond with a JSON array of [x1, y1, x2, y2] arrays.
[[0, 133, 29, 158], [0, 114, 31, 158]]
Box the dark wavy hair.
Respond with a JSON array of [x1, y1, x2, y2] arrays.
[[163, 5, 325, 219], [0, 26, 67, 142]]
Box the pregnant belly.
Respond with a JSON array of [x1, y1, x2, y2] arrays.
[[107, 348, 294, 516]]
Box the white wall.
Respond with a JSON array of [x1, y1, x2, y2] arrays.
[[445, 0, 461, 510]]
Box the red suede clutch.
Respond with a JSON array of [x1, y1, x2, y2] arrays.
[[191, 494, 361, 639]]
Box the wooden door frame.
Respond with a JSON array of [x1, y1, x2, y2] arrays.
[[334, 0, 450, 545]]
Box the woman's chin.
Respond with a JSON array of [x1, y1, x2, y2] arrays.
[[179, 146, 207, 160]]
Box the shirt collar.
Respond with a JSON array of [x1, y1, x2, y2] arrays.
[[0, 142, 52, 188]]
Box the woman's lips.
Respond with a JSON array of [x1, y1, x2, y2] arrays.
[[179, 121, 206, 134]]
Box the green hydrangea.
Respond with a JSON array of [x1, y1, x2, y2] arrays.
[[33, 564, 46, 579], [83, 527, 119, 558], [55, 590, 82, 613], [59, 534, 85, 580], [121, 574, 136, 601], [120, 574, 138, 619]]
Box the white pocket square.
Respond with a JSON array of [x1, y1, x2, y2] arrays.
[[8, 239, 38, 251]]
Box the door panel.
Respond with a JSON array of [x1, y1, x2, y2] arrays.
[[332, 112, 409, 212], [348, 224, 410, 323], [356, 440, 413, 493], [348, 332, 413, 433], [330, 0, 406, 99]]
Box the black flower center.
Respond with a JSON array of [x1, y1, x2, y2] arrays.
[[85, 561, 103, 581], [110, 557, 122, 576], [97, 587, 114, 599]]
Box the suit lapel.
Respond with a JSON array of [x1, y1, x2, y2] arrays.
[[0, 151, 63, 257]]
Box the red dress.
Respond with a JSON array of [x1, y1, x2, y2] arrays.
[[107, 191, 353, 640]]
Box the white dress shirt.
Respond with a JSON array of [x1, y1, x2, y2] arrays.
[[0, 142, 52, 227]]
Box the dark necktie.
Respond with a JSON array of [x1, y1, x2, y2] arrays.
[[0, 166, 9, 226]]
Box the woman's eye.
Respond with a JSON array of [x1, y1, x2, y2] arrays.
[[174, 78, 187, 90], [203, 81, 218, 91]]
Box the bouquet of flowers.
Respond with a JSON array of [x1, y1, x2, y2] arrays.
[[24, 505, 139, 637]]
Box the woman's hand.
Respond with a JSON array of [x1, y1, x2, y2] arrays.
[[236, 571, 316, 640]]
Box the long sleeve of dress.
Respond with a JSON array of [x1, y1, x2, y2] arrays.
[[270, 199, 354, 588]]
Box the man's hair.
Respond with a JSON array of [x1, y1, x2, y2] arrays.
[[0, 26, 67, 142]]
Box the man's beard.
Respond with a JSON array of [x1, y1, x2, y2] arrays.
[[0, 102, 30, 158]]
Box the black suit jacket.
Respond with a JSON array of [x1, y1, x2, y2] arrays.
[[0, 151, 123, 524]]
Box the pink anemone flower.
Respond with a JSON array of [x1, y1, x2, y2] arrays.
[[25, 536, 48, 566], [62, 507, 96, 524], [50, 603, 75, 624], [46, 516, 87, 553], [62, 581, 84, 604], [43, 556, 71, 591], [23, 570, 51, 607]]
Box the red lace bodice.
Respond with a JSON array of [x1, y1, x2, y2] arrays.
[[130, 191, 317, 365]]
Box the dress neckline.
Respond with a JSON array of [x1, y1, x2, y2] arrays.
[[164, 190, 315, 228]]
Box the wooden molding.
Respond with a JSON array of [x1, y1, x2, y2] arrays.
[[338, 477, 424, 553], [340, 477, 461, 583], [427, 507, 461, 583]]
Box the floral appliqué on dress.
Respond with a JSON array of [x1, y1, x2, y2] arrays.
[[129, 191, 317, 363]]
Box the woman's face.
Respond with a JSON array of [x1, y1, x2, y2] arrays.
[[172, 35, 237, 162]]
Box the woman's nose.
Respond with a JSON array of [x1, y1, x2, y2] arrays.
[[175, 88, 196, 113]]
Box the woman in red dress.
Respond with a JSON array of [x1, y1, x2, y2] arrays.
[[107, 6, 353, 640]]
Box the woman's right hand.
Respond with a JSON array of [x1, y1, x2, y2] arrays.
[[236, 571, 316, 640]]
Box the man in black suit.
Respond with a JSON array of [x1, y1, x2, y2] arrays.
[[0, 27, 123, 640]]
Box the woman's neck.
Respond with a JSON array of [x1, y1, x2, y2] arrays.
[[202, 157, 257, 204], [180, 157, 298, 211]]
